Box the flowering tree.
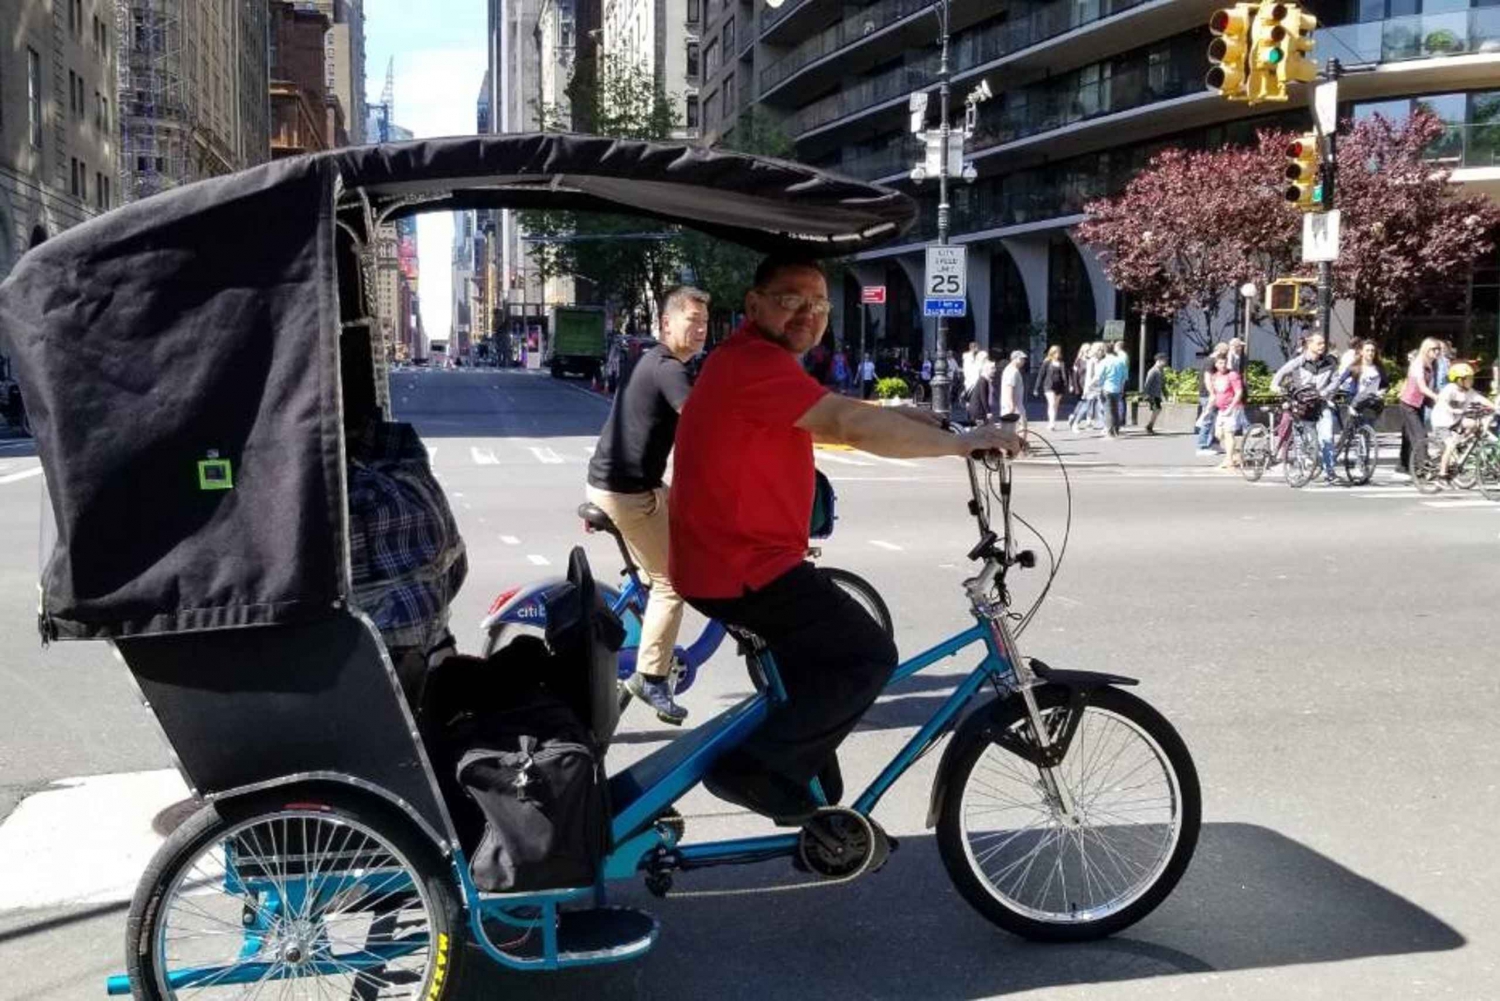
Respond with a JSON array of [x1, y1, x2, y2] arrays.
[[1332, 107, 1500, 343], [1077, 135, 1301, 355]]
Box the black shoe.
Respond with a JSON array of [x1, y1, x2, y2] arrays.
[[704, 755, 820, 826], [626, 673, 688, 725]]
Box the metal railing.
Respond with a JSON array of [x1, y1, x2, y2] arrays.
[[1430, 122, 1500, 171], [833, 142, 912, 181], [1322, 8, 1500, 66], [761, 0, 935, 93], [969, 62, 1192, 152], [789, 56, 938, 135], [950, 0, 1150, 76]]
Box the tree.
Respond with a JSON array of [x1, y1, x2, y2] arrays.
[[521, 55, 683, 329], [675, 107, 797, 326], [1077, 133, 1302, 357], [1331, 107, 1500, 345]]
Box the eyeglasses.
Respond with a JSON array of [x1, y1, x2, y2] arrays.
[[759, 291, 832, 316]]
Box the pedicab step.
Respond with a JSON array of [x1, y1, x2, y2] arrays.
[[479, 905, 659, 968]]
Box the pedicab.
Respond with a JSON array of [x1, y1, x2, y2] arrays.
[[0, 133, 1199, 1000]]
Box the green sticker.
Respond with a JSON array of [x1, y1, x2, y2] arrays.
[[197, 458, 234, 491]]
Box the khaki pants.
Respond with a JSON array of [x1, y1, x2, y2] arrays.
[[584, 485, 684, 680]]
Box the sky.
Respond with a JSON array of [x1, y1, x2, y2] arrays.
[[363, 0, 489, 343]]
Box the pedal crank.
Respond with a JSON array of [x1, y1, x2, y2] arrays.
[[796, 807, 890, 880]]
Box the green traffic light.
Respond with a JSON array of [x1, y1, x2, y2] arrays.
[[1266, 49, 1284, 64]]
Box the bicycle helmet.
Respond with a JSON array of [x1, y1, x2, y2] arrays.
[[1449, 362, 1475, 382]]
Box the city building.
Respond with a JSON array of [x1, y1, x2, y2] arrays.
[[115, 0, 271, 202], [311, 0, 367, 145], [725, 0, 1500, 367], [0, 0, 119, 382], [601, 0, 699, 138], [269, 2, 345, 158]]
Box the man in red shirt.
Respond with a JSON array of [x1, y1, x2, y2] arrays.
[[670, 257, 1021, 822]]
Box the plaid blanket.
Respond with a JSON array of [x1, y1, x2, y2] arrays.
[[348, 422, 467, 650]]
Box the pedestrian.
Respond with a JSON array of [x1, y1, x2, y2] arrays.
[[1099, 342, 1128, 438], [1110, 341, 1130, 430], [1069, 343, 1090, 397], [831, 348, 850, 394], [999, 351, 1028, 432], [1034, 345, 1068, 431], [859, 353, 877, 399], [1397, 338, 1443, 481], [1209, 353, 1245, 470], [585, 286, 711, 722], [967, 356, 995, 426], [1226, 337, 1246, 378], [1142, 353, 1168, 434], [1195, 343, 1229, 455], [962, 341, 982, 393]]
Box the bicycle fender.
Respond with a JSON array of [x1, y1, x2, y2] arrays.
[[924, 661, 1138, 829], [478, 578, 567, 634]]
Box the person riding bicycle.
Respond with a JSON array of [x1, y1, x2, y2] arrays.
[[586, 286, 710, 723], [669, 256, 1022, 824], [1432, 362, 1496, 481], [1271, 333, 1339, 484]]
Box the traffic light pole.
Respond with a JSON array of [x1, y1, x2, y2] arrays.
[[930, 0, 953, 418], [1315, 58, 1340, 342]]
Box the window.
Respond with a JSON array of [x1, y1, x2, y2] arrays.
[[724, 74, 735, 119], [28, 48, 43, 149], [102, 96, 109, 132], [70, 158, 81, 197], [687, 0, 700, 25], [686, 94, 700, 129], [723, 17, 734, 54], [686, 41, 700, 80], [705, 89, 718, 125], [704, 39, 719, 78], [72, 0, 83, 37], [68, 71, 77, 115]]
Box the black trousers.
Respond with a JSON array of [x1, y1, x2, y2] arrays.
[[689, 562, 898, 788], [1400, 401, 1426, 476]]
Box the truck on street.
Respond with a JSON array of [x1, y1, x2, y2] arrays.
[[546, 306, 607, 380]]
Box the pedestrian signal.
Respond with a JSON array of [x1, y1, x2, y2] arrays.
[[1265, 279, 1314, 316], [1206, 5, 1255, 101], [1284, 133, 1323, 212]]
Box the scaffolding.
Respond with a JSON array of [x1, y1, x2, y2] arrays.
[[116, 0, 246, 202]]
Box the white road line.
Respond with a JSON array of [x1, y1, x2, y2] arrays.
[[0, 769, 189, 909], [527, 554, 551, 566], [1422, 499, 1500, 509], [0, 465, 43, 486], [1354, 491, 1430, 500], [470, 446, 500, 465], [583, 445, 595, 455], [425, 446, 437, 462], [851, 449, 918, 468], [814, 452, 874, 467], [0, 440, 33, 450], [500, 535, 521, 545], [528, 446, 566, 465], [869, 540, 903, 551]]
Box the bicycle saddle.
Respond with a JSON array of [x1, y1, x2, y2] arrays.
[[577, 503, 622, 537]]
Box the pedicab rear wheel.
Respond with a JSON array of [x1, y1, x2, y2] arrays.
[[125, 787, 464, 1000]]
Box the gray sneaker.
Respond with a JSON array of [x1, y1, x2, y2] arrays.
[[626, 673, 688, 725]]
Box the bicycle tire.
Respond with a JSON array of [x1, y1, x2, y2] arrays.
[[1284, 423, 1318, 488], [1454, 441, 1480, 491], [481, 583, 629, 659], [1341, 425, 1378, 486], [936, 686, 1201, 943], [1478, 441, 1500, 502], [1413, 439, 1445, 495], [1240, 425, 1270, 482], [822, 567, 894, 638], [126, 787, 463, 1001]]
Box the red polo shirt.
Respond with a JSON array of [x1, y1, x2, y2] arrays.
[[669, 322, 829, 599]]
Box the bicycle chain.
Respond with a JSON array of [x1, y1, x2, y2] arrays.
[[662, 809, 887, 900]]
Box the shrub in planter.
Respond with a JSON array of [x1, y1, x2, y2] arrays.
[[875, 377, 910, 400], [1163, 367, 1201, 403]]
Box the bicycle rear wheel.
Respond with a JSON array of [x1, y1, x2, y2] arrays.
[[1454, 443, 1480, 491], [1341, 425, 1378, 486], [936, 686, 1200, 942], [1284, 424, 1318, 488], [1477, 441, 1500, 502], [1240, 425, 1270, 482], [822, 567, 894, 637]]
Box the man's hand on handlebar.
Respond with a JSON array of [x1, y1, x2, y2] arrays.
[[955, 421, 1025, 458]]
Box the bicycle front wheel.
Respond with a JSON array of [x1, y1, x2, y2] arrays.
[[1284, 424, 1318, 488], [1478, 441, 1500, 502], [1240, 425, 1270, 482], [936, 686, 1200, 942], [1341, 425, 1378, 485], [822, 567, 894, 637]]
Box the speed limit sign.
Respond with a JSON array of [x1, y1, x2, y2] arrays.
[[924, 246, 967, 317]]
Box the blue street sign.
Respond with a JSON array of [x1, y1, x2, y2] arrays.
[[923, 298, 967, 318]]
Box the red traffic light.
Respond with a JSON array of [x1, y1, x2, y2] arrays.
[[1210, 9, 1232, 32], [1286, 138, 1309, 158]]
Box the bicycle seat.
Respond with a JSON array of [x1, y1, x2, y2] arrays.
[[577, 503, 622, 538]]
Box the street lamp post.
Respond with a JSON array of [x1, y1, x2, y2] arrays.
[[929, 0, 954, 418]]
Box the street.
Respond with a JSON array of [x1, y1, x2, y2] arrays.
[[1, 368, 1496, 1000]]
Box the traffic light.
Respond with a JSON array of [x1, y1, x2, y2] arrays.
[[1284, 132, 1323, 212], [1206, 5, 1255, 100], [1249, 4, 1289, 103], [1270, 4, 1319, 85]]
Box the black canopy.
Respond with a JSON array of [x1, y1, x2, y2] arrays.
[[0, 134, 914, 640]]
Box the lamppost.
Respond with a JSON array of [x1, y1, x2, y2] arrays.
[[1240, 282, 1258, 352]]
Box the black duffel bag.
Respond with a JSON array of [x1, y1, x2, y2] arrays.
[[456, 690, 607, 893]]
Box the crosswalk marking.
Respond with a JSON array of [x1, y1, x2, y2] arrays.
[[0, 465, 43, 486], [1422, 498, 1499, 509], [527, 554, 551, 566], [470, 446, 500, 465], [528, 446, 566, 465], [870, 540, 904, 551], [814, 452, 874, 467], [500, 535, 520, 545], [851, 449, 918, 468]]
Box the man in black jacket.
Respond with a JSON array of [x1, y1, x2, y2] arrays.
[[585, 287, 709, 723]]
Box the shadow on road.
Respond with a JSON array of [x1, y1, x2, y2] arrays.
[[458, 822, 1462, 1000]]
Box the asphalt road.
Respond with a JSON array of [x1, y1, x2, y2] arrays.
[[1, 368, 1497, 999]]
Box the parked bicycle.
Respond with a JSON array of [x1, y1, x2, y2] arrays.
[[1240, 385, 1323, 487]]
